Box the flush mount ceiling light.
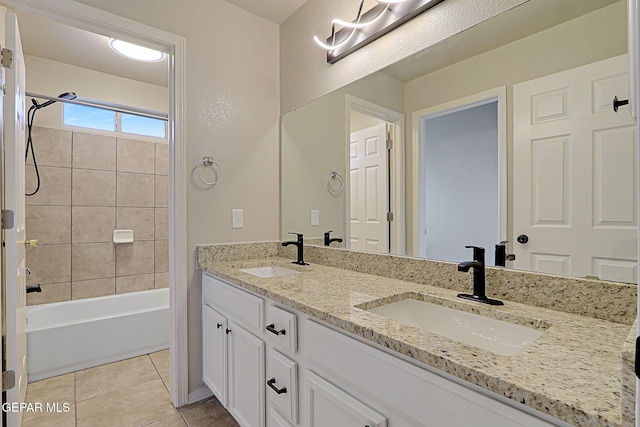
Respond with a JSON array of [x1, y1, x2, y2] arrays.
[[109, 38, 165, 62], [314, 0, 445, 64]]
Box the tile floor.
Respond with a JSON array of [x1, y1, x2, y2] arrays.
[[22, 350, 239, 427]]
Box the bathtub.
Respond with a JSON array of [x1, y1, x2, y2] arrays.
[[26, 288, 169, 382]]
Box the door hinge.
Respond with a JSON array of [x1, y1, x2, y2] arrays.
[[386, 131, 393, 150], [1, 47, 14, 69], [2, 370, 15, 391], [1, 210, 14, 230], [387, 212, 394, 222]]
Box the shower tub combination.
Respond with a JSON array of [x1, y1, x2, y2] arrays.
[[26, 288, 169, 382]]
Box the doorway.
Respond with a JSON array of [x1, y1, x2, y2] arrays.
[[413, 87, 507, 263]]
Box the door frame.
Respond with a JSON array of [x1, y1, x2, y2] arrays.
[[412, 87, 507, 258], [345, 95, 405, 255], [0, 0, 189, 407]]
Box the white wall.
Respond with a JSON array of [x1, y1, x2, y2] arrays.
[[280, 0, 528, 112], [71, 0, 280, 396], [24, 55, 168, 130]]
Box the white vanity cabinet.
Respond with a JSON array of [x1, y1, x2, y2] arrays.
[[202, 274, 266, 427]]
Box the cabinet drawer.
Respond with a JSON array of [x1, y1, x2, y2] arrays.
[[266, 350, 298, 424], [265, 305, 297, 352], [203, 273, 264, 331]]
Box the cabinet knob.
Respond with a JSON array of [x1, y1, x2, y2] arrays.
[[216, 323, 222, 329], [266, 323, 286, 336], [225, 328, 231, 335], [267, 378, 287, 395]]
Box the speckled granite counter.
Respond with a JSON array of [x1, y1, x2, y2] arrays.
[[198, 242, 637, 427]]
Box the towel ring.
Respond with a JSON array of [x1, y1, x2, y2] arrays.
[[196, 156, 222, 186], [327, 171, 344, 195]]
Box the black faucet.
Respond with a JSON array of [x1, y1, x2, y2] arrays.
[[282, 232, 309, 265], [324, 230, 343, 246], [457, 245, 503, 305], [494, 240, 516, 267]]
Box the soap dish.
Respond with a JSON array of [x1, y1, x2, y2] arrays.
[[113, 229, 134, 244]]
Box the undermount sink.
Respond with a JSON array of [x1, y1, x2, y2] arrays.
[[239, 265, 301, 278], [366, 297, 545, 356]]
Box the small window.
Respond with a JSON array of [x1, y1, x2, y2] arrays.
[[121, 113, 166, 138], [63, 104, 115, 132]]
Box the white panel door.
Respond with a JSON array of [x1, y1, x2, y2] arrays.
[[202, 305, 227, 407], [513, 55, 637, 282], [228, 321, 265, 427], [349, 123, 389, 253], [3, 11, 27, 426]]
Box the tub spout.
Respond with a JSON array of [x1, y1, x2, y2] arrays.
[[26, 284, 41, 293]]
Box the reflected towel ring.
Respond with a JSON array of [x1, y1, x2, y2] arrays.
[[196, 156, 222, 186], [327, 171, 344, 195]]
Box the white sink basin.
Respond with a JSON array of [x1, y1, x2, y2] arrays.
[[367, 299, 544, 356], [239, 266, 301, 278]]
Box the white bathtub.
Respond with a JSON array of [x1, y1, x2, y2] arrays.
[[26, 288, 169, 382]]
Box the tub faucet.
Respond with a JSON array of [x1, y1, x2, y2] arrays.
[[457, 245, 503, 305], [324, 230, 343, 246], [26, 284, 41, 293], [282, 232, 308, 265]]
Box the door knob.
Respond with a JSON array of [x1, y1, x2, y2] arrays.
[[516, 234, 529, 244], [613, 96, 629, 112]]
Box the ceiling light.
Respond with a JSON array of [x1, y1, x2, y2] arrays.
[[109, 38, 165, 62]]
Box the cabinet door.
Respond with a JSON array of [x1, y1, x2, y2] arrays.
[[228, 321, 266, 427], [306, 371, 386, 427], [203, 305, 228, 407]]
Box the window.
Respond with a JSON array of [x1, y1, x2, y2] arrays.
[[63, 103, 166, 139]]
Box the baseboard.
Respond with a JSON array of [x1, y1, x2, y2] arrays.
[[187, 386, 213, 405]]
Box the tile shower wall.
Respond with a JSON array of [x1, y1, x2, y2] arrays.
[[25, 126, 169, 305]]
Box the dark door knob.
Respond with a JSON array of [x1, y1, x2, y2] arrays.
[[517, 234, 529, 244], [613, 96, 629, 112]]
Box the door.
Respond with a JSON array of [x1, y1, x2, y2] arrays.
[[3, 11, 27, 426], [227, 321, 265, 427], [202, 305, 227, 407], [349, 123, 389, 253], [513, 55, 637, 282]]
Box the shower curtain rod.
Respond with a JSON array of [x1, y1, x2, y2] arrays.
[[25, 92, 168, 121]]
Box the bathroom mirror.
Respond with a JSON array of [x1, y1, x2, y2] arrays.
[[281, 0, 639, 283]]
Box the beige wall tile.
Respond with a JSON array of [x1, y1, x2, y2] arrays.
[[155, 272, 169, 289], [117, 207, 154, 241], [115, 241, 154, 276], [25, 166, 71, 206], [26, 206, 71, 245], [76, 379, 177, 427], [117, 138, 155, 174], [155, 208, 168, 240], [26, 282, 71, 306], [72, 243, 115, 281], [72, 278, 115, 300], [155, 240, 169, 273], [155, 143, 169, 175], [116, 274, 154, 294], [117, 173, 154, 207], [73, 133, 116, 171], [28, 127, 72, 168], [72, 207, 116, 243], [26, 244, 71, 285], [155, 175, 168, 207], [72, 169, 116, 207]]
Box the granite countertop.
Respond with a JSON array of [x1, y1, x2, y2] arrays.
[[200, 256, 631, 427]]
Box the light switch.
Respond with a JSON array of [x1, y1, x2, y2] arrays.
[[232, 209, 244, 229], [311, 209, 320, 226]]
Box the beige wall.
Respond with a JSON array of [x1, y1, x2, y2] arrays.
[[25, 126, 169, 305], [403, 1, 627, 253], [71, 0, 280, 395], [24, 55, 168, 130], [280, 0, 528, 112]]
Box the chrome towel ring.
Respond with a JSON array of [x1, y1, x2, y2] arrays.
[[196, 156, 222, 186], [327, 171, 344, 195]]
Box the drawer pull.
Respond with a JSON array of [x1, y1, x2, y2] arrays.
[[216, 323, 222, 329], [267, 378, 287, 394], [266, 323, 286, 336]]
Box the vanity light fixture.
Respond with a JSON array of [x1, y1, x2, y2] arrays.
[[314, 0, 445, 64], [109, 38, 165, 62]]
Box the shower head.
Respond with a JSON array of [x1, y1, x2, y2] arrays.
[[33, 92, 77, 110]]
